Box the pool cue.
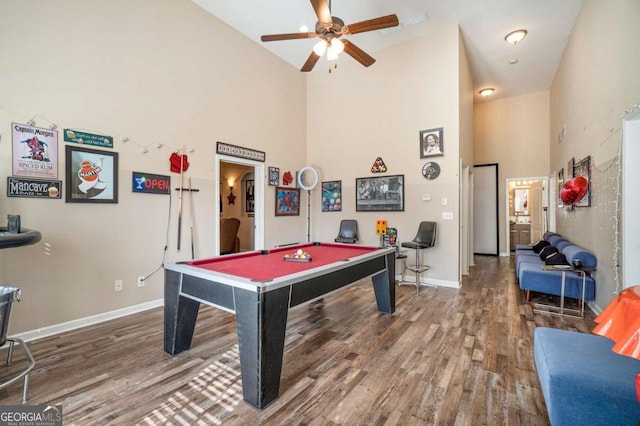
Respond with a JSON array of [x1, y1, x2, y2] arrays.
[[189, 177, 195, 259], [177, 148, 184, 251]]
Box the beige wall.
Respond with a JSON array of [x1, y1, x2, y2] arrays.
[[307, 26, 467, 287], [474, 91, 550, 254], [550, 0, 640, 309], [0, 0, 307, 333]]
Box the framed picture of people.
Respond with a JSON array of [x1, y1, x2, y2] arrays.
[[419, 127, 444, 158], [355, 175, 404, 212]]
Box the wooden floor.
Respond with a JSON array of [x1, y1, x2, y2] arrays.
[[0, 256, 597, 425]]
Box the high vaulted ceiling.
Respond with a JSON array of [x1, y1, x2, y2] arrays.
[[192, 0, 584, 102]]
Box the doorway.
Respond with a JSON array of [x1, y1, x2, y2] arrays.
[[473, 163, 499, 256], [216, 155, 264, 255], [622, 105, 640, 289], [505, 177, 548, 253]]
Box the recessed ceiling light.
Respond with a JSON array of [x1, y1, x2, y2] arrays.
[[299, 25, 309, 32], [479, 88, 495, 97], [505, 29, 527, 46], [509, 58, 519, 65]]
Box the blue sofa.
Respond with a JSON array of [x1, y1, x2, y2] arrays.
[[534, 327, 640, 425], [515, 232, 596, 301]]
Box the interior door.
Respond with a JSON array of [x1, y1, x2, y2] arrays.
[[473, 164, 499, 255], [529, 182, 543, 243]]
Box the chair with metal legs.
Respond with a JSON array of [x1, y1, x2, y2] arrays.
[[400, 221, 437, 293], [0, 286, 35, 403]]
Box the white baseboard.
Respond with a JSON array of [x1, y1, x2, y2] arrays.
[[14, 298, 164, 343], [396, 275, 460, 289]]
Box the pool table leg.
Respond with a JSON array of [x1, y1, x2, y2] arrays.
[[234, 286, 290, 410], [371, 251, 396, 314], [164, 269, 200, 355]]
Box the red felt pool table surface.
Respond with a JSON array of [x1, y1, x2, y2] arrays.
[[188, 242, 378, 282]]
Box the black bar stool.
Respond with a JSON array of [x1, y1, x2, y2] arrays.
[[0, 286, 35, 403], [400, 222, 437, 293]]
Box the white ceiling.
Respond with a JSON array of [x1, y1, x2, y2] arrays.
[[192, 0, 584, 102]]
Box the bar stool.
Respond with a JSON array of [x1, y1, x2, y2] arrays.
[[0, 286, 35, 403], [400, 222, 437, 293]]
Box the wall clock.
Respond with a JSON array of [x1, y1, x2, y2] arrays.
[[422, 162, 441, 180]]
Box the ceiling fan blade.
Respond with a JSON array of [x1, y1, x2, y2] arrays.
[[310, 0, 332, 24], [261, 32, 316, 42], [342, 39, 376, 67], [301, 51, 321, 72], [345, 14, 399, 35]]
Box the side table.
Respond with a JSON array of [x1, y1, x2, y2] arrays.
[[533, 265, 595, 318]]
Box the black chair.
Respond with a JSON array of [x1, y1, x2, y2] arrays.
[[334, 220, 359, 244], [400, 221, 437, 293]]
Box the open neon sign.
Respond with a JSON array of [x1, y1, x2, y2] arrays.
[[132, 172, 171, 195]]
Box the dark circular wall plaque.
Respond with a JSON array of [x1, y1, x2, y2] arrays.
[[422, 162, 441, 180]]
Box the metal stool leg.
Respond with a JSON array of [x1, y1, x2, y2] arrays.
[[1, 338, 36, 404], [399, 248, 431, 293]]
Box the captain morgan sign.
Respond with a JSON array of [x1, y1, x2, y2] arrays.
[[12, 122, 59, 179]]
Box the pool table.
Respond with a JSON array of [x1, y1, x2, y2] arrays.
[[163, 242, 396, 409]]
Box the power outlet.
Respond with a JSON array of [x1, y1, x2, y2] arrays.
[[137, 276, 145, 288], [114, 279, 123, 292]]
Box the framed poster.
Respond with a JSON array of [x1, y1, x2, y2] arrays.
[[12, 122, 58, 179], [574, 156, 591, 207], [65, 145, 118, 203], [275, 187, 300, 216], [419, 127, 443, 158], [245, 179, 255, 214], [356, 175, 404, 212], [557, 168, 564, 208], [268, 167, 279, 186], [321, 180, 342, 212]]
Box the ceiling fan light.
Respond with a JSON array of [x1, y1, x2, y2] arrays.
[[330, 38, 344, 54], [327, 48, 339, 61], [313, 40, 327, 56], [505, 29, 527, 46]]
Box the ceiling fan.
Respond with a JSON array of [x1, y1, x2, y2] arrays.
[[260, 0, 399, 72]]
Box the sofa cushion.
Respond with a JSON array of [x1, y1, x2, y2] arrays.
[[518, 262, 595, 300], [532, 240, 550, 253], [539, 245, 558, 260], [534, 328, 640, 426], [545, 252, 570, 266], [562, 244, 597, 268], [515, 253, 542, 276], [554, 238, 572, 252]]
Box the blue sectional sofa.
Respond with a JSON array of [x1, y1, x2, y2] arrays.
[[534, 327, 640, 425], [515, 232, 596, 301]]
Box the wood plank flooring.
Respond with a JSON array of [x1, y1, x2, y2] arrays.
[[0, 256, 596, 425]]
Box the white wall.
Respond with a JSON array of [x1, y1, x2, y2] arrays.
[[549, 0, 640, 308], [0, 0, 307, 333]]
